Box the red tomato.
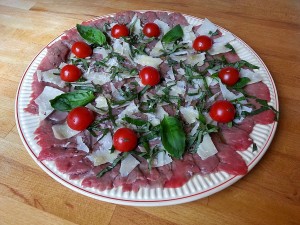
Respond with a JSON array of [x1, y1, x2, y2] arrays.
[[113, 128, 138, 152], [60, 65, 82, 82], [143, 23, 160, 38], [67, 107, 95, 131], [209, 100, 236, 123], [139, 66, 161, 86], [218, 67, 240, 86], [111, 24, 129, 38], [71, 41, 92, 58], [193, 35, 213, 51]]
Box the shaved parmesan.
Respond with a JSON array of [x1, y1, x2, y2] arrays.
[[170, 52, 188, 62], [156, 106, 168, 120], [182, 25, 196, 43], [190, 122, 200, 136], [219, 80, 244, 101], [52, 122, 80, 140], [203, 112, 217, 125], [117, 102, 139, 122], [129, 14, 142, 35], [207, 91, 221, 102], [180, 106, 198, 124], [167, 68, 175, 80], [170, 81, 186, 96], [76, 136, 89, 153], [93, 47, 110, 58], [206, 76, 219, 87], [208, 69, 217, 75], [85, 103, 104, 114], [177, 68, 185, 75], [213, 32, 235, 44], [234, 104, 253, 123], [87, 133, 120, 166], [150, 41, 164, 57], [134, 55, 163, 68], [153, 19, 170, 35], [240, 68, 263, 84], [197, 134, 218, 160], [146, 106, 168, 126], [95, 96, 108, 110], [196, 18, 218, 36], [113, 39, 123, 54], [120, 154, 140, 177], [186, 88, 203, 103], [208, 42, 231, 55], [208, 33, 235, 55], [85, 72, 111, 85], [34, 86, 64, 120], [37, 69, 65, 88], [122, 41, 133, 61], [146, 113, 160, 126], [185, 53, 206, 66], [152, 151, 173, 167], [110, 83, 125, 101]]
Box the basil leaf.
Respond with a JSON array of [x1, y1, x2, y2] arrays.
[[76, 24, 106, 46], [50, 90, 95, 111], [162, 25, 183, 44], [232, 77, 251, 89], [160, 116, 186, 159]]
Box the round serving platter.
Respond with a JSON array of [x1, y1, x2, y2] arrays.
[[15, 11, 278, 206]]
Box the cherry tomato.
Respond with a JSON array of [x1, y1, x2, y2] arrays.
[[67, 107, 95, 131], [143, 23, 160, 38], [111, 24, 129, 38], [139, 66, 161, 86], [218, 67, 240, 86], [193, 35, 213, 51], [113, 128, 138, 152], [209, 100, 236, 123], [71, 41, 92, 58], [60, 65, 82, 82]]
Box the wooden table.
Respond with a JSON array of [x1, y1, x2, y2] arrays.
[[1, 0, 299, 224]]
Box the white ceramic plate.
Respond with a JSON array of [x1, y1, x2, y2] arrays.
[[15, 11, 279, 206]]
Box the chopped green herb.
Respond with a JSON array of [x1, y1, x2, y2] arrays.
[[225, 43, 236, 53], [96, 152, 129, 177]]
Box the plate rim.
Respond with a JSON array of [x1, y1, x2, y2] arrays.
[[15, 10, 279, 206]]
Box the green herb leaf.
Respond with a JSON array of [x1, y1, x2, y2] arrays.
[[76, 24, 106, 46], [96, 152, 129, 177], [252, 143, 258, 152], [234, 60, 259, 70], [232, 77, 251, 89], [123, 115, 150, 127], [50, 90, 95, 111], [225, 43, 236, 53], [106, 98, 116, 126], [160, 116, 186, 159], [208, 30, 219, 36], [162, 25, 183, 44]]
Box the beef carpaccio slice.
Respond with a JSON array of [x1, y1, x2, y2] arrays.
[[25, 10, 277, 192]]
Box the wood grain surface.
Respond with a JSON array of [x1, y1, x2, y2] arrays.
[[1, 0, 300, 224]]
